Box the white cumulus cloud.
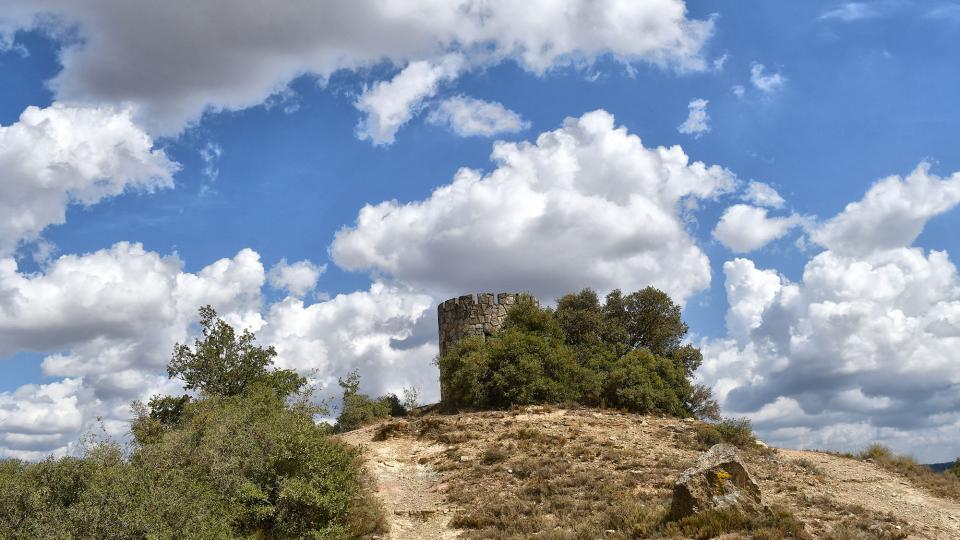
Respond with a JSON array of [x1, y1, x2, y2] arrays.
[[355, 55, 463, 145], [427, 95, 529, 137], [267, 259, 326, 297], [811, 163, 960, 257], [0, 243, 266, 456], [700, 164, 960, 462], [742, 181, 785, 209], [262, 283, 436, 401], [332, 109, 735, 304], [0, 243, 438, 457], [677, 98, 710, 137], [0, 103, 178, 254], [712, 204, 803, 253]]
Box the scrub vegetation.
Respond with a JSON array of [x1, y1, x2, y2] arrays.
[[0, 306, 385, 539], [439, 287, 720, 419]]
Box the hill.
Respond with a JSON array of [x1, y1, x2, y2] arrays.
[[339, 407, 960, 539]]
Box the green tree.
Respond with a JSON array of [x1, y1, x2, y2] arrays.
[[168, 305, 305, 399], [622, 287, 688, 356]]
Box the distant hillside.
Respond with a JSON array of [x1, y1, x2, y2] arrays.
[[340, 407, 960, 539], [926, 462, 954, 473]]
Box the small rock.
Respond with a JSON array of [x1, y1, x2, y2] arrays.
[[669, 443, 766, 520], [459, 455, 471, 462], [683, 417, 695, 423]]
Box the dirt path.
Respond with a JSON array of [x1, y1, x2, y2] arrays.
[[780, 449, 960, 539], [340, 424, 461, 540]]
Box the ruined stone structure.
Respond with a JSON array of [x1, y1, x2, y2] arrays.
[[437, 292, 539, 403], [437, 293, 527, 359]]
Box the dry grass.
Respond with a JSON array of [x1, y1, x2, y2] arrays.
[[386, 409, 816, 539], [859, 444, 960, 503], [362, 410, 933, 539], [793, 457, 824, 477], [821, 503, 910, 540]]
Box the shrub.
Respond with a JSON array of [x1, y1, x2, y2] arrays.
[[603, 349, 690, 416], [0, 306, 385, 539], [693, 418, 756, 449], [135, 386, 374, 538], [0, 442, 234, 539], [694, 424, 722, 447], [859, 443, 894, 462], [715, 417, 755, 448], [334, 370, 413, 432]]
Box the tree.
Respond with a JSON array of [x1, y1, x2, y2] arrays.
[[167, 305, 305, 399], [687, 383, 721, 421], [603, 349, 691, 417], [555, 288, 604, 349], [622, 287, 688, 356]]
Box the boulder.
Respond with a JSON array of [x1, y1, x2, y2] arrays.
[[669, 443, 766, 520]]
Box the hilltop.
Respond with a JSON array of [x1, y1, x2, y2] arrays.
[[340, 406, 960, 540]]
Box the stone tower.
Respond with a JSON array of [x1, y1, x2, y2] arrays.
[[437, 292, 534, 403], [437, 292, 527, 359]]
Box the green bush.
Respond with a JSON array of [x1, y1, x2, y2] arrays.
[[136, 386, 376, 538], [693, 417, 756, 449], [334, 370, 415, 432], [715, 417, 755, 448], [603, 349, 690, 416], [0, 442, 234, 539], [0, 306, 385, 539], [439, 288, 720, 418]]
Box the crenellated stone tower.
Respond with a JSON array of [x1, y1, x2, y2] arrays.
[[437, 292, 535, 403]]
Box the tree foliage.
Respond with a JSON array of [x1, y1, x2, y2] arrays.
[[168, 305, 306, 399], [439, 287, 719, 418]]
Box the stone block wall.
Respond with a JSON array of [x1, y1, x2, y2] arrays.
[[438, 293, 527, 358]]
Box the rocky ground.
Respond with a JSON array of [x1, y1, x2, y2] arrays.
[[339, 407, 960, 539]]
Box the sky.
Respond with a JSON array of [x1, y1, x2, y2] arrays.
[[1, 0, 960, 462]]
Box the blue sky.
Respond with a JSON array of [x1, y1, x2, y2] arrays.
[[2, 1, 960, 462]]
